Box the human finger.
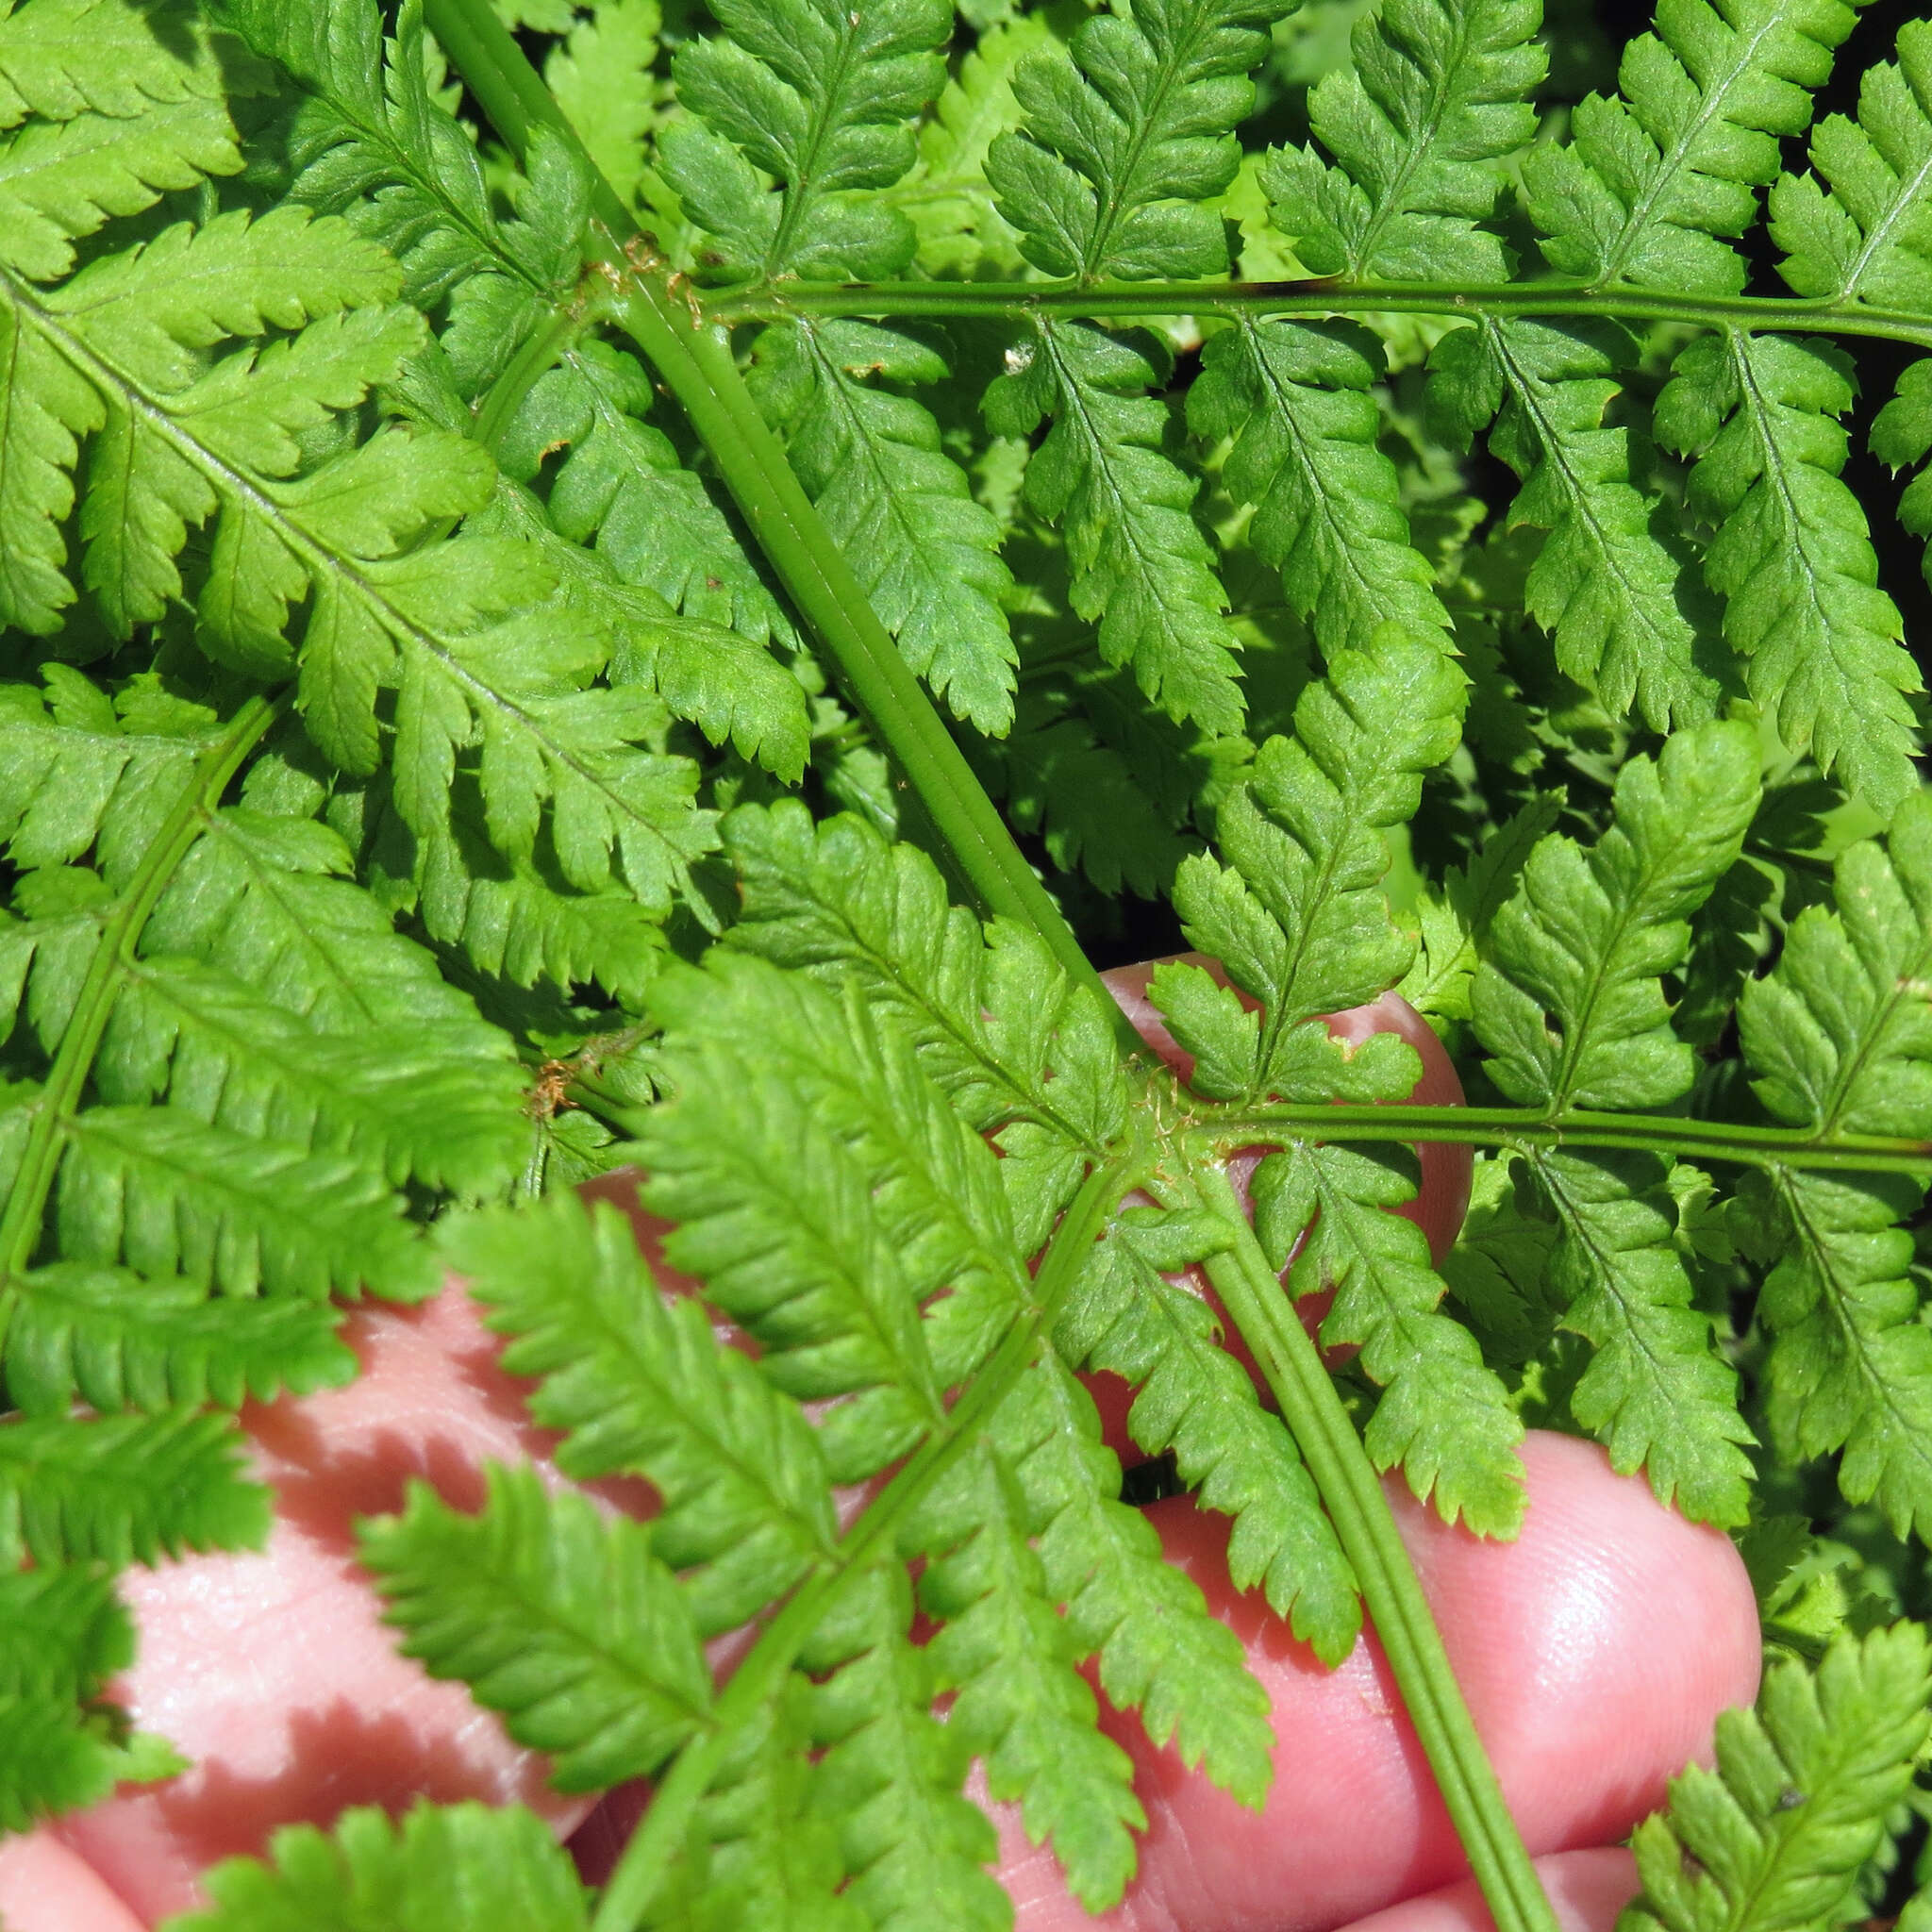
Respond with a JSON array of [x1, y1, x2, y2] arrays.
[[28, 1291, 597, 1925]]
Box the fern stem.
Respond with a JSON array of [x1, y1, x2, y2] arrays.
[[707, 278, 1932, 353], [1188, 1161, 1561, 1932], [423, 0, 1146, 1062], [0, 693, 280, 1313], [589, 1154, 1139, 1932], [472, 300, 586, 450], [1195, 1105, 1932, 1175]]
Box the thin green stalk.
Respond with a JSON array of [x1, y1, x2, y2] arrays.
[[1186, 1161, 1561, 1932], [1196, 1105, 1932, 1175], [472, 301, 586, 451], [707, 276, 1932, 351], [0, 694, 280, 1328], [590, 1155, 1140, 1932], [422, 0, 1145, 1062]]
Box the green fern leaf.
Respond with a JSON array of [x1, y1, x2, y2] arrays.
[[541, 0, 660, 211], [1428, 317, 1721, 731], [0, 0, 262, 128], [1524, 0, 1857, 294], [1157, 632, 1464, 1100], [719, 800, 1132, 1244], [1526, 1149, 1753, 1523], [498, 338, 798, 647], [1773, 21, 1932, 308], [987, 319, 1242, 735], [1739, 1166, 1932, 1541], [1261, 0, 1543, 280], [660, 1690, 861, 1932], [1737, 797, 1932, 1535], [1257, 1140, 1526, 1530], [407, 815, 670, 1009], [1054, 1206, 1361, 1658], [95, 959, 525, 1197], [0, 1564, 128, 1706], [801, 1560, 1006, 1932], [1623, 1624, 1932, 1932], [167, 1800, 593, 1932], [1190, 317, 1453, 657], [1471, 725, 1760, 1515], [909, 1434, 1144, 1913], [750, 317, 1016, 734], [361, 1465, 712, 1793], [641, 954, 1029, 1480], [447, 1192, 839, 1638], [660, 0, 950, 279], [0, 1407, 268, 1566], [57, 1105, 438, 1300], [1739, 793, 1932, 1144], [4, 1262, 356, 1415], [1656, 331, 1919, 814], [988, 0, 1295, 281], [1473, 720, 1760, 1113], [1002, 1349, 1278, 1807]]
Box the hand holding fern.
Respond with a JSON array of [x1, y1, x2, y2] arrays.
[[0, 1066, 1758, 1932]]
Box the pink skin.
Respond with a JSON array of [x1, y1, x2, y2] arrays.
[[1, 964, 1761, 1931]]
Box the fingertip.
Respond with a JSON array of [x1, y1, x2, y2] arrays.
[[0, 1831, 145, 1932]]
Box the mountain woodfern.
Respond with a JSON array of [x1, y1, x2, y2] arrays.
[[6, 0, 1932, 1924]]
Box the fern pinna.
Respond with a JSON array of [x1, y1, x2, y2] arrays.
[[5, 0, 1932, 1924]]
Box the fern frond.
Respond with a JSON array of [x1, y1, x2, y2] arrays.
[[641, 954, 1029, 1480], [721, 800, 1132, 1218], [0, 1564, 127, 1705], [1474, 720, 1759, 1111], [1740, 793, 1932, 1144], [1054, 1206, 1361, 1658], [226, 0, 585, 381], [1189, 317, 1453, 657], [1740, 1166, 1932, 1541], [0, 1407, 268, 1566], [909, 1432, 1144, 1913], [407, 815, 670, 1009], [497, 338, 798, 648], [1524, 0, 1858, 294], [659, 0, 949, 280], [1002, 1347, 1278, 1805], [447, 1192, 839, 1638], [478, 482, 809, 783], [750, 317, 1017, 734], [1158, 632, 1464, 1098], [1656, 330, 1919, 814], [800, 1561, 1006, 1932], [1526, 1148, 1754, 1522], [56, 1105, 437, 1300], [1471, 724, 1760, 1515], [0, 0, 260, 126], [168, 1801, 593, 1932], [95, 960, 524, 1196], [1623, 1624, 1932, 1932], [988, 317, 1242, 735], [540, 0, 661, 212], [361, 1465, 712, 1794], [988, 0, 1295, 281], [1738, 797, 1932, 1536], [665, 1689, 861, 1932], [1774, 21, 1932, 308], [1428, 317, 1721, 731], [3, 1262, 355, 1415], [0, 670, 215, 885], [1260, 0, 1543, 282]]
